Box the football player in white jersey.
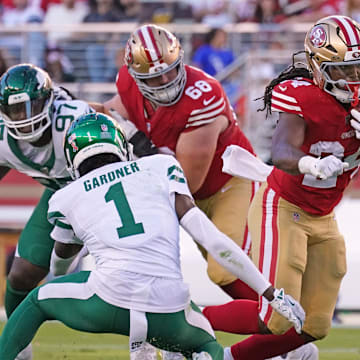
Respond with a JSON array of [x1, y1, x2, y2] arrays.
[[0, 64, 92, 359], [0, 113, 305, 360]]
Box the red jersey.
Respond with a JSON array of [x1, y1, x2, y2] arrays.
[[116, 64, 254, 200], [268, 78, 360, 215]]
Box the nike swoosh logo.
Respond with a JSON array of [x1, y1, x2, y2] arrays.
[[203, 96, 216, 106], [279, 86, 287, 91]]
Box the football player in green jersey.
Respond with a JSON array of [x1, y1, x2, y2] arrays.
[[0, 113, 305, 360], [0, 63, 92, 360]]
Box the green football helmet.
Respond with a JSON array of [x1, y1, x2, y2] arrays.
[[64, 112, 132, 179], [0, 63, 54, 141]]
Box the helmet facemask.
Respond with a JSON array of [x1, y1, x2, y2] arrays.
[[0, 91, 54, 142], [321, 60, 360, 105], [0, 64, 54, 142], [130, 53, 187, 106]]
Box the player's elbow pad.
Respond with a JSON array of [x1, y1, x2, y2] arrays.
[[50, 248, 78, 276], [180, 207, 270, 295]]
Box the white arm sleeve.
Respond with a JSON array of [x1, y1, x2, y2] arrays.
[[180, 207, 271, 295], [50, 248, 78, 276]]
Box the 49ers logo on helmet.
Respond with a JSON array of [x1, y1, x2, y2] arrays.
[[310, 25, 327, 47]]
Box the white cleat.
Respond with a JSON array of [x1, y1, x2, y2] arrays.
[[267, 343, 319, 360], [160, 350, 184, 359], [223, 347, 234, 360], [130, 342, 158, 360], [287, 343, 319, 360], [15, 344, 33, 360], [192, 351, 212, 360]]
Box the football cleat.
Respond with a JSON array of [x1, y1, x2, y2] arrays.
[[192, 351, 212, 360], [130, 342, 158, 360], [160, 350, 184, 360], [266, 343, 319, 360], [15, 344, 33, 360]]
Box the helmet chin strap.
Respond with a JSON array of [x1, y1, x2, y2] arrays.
[[351, 85, 360, 108]]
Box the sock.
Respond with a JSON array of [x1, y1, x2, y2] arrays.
[[0, 290, 46, 360], [230, 328, 306, 360], [203, 300, 260, 334], [220, 279, 258, 300], [5, 279, 30, 318]]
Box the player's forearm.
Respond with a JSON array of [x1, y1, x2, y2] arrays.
[[271, 143, 305, 175], [180, 207, 271, 296], [88, 102, 106, 114]]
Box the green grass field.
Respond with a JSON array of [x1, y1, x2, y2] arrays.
[[1, 322, 360, 359]]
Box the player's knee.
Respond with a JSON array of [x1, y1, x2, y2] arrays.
[[267, 314, 292, 335], [303, 314, 331, 340], [8, 258, 48, 290]]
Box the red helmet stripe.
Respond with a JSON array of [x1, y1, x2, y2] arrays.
[[137, 29, 153, 63], [146, 26, 162, 60], [333, 16, 360, 51]]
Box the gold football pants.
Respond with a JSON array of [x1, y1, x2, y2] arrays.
[[248, 183, 346, 339], [196, 176, 258, 286]]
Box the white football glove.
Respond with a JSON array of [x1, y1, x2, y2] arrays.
[[298, 155, 349, 180], [350, 109, 360, 139], [109, 108, 138, 139], [269, 288, 305, 334]]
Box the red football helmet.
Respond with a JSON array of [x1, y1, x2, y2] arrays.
[[125, 24, 186, 106]]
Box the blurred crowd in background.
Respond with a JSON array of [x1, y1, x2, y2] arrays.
[[0, 0, 353, 84]]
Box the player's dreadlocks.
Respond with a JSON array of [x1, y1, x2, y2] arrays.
[[259, 51, 313, 117]]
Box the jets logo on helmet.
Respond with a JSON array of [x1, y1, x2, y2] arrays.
[[64, 112, 133, 179]]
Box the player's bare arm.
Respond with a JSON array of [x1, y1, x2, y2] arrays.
[[176, 192, 305, 333], [89, 94, 130, 119], [271, 113, 306, 175], [0, 166, 11, 180], [176, 115, 228, 194]]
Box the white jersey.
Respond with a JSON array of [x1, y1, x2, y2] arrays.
[[48, 155, 193, 312], [0, 97, 92, 190]]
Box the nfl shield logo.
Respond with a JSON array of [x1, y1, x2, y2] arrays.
[[293, 212, 300, 222], [101, 124, 108, 131]]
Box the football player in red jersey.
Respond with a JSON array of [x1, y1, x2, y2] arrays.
[[215, 15, 360, 360], [91, 24, 260, 303]]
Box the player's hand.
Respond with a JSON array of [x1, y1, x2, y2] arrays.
[[298, 155, 349, 180], [269, 288, 305, 334], [350, 109, 360, 139], [109, 108, 138, 138], [109, 109, 157, 158]]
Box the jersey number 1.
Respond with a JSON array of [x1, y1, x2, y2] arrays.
[[105, 182, 144, 238]]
